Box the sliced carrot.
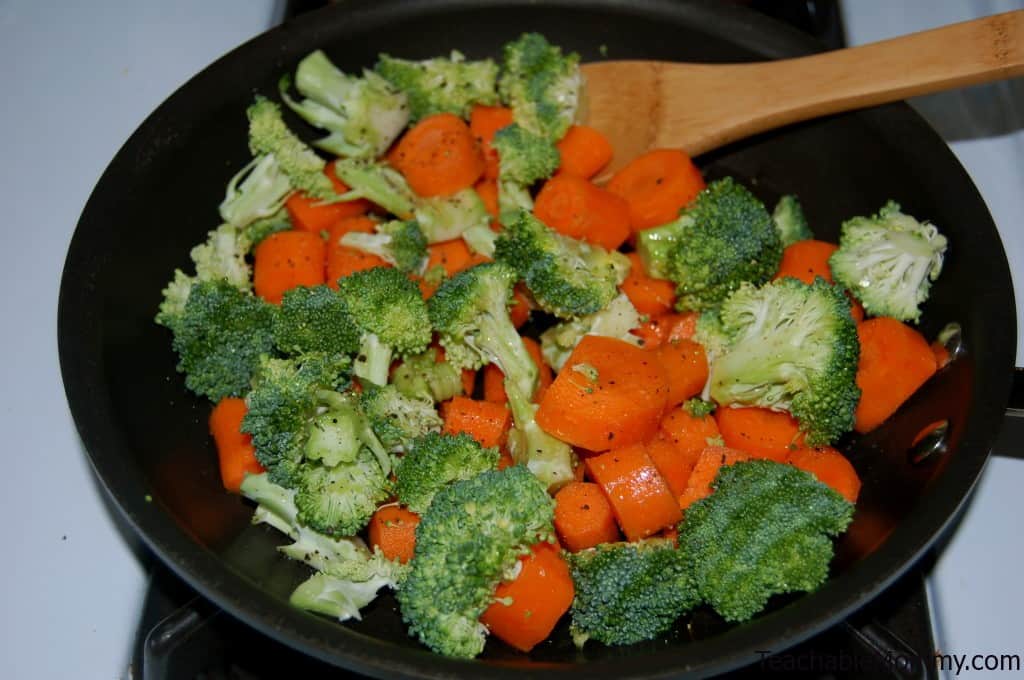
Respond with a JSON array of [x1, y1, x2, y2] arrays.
[[253, 230, 326, 304], [606, 149, 706, 232], [854, 317, 937, 433], [469, 105, 514, 180], [629, 312, 698, 350], [418, 239, 490, 298], [773, 240, 839, 284], [787, 446, 861, 503], [480, 542, 574, 653], [654, 338, 708, 406], [474, 178, 501, 230], [209, 397, 264, 493], [585, 444, 681, 541], [509, 285, 531, 329], [388, 113, 484, 197], [533, 174, 631, 250], [367, 505, 420, 564], [441, 396, 511, 449], [645, 432, 699, 498], [326, 216, 389, 287], [482, 364, 507, 405], [553, 481, 621, 552], [537, 335, 670, 451], [678, 446, 752, 511], [555, 125, 613, 179], [621, 253, 676, 316], [659, 406, 722, 456], [715, 406, 803, 462], [461, 368, 477, 397], [481, 337, 549, 404], [285, 161, 371, 233]]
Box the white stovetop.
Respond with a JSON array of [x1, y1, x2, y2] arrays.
[[1, 1, 1020, 678]]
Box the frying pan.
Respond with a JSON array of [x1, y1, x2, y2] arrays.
[[57, 0, 1016, 677]]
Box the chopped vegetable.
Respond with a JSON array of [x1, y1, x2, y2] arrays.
[[853, 317, 937, 432], [553, 481, 621, 552], [585, 444, 682, 541], [607, 149, 705, 231]]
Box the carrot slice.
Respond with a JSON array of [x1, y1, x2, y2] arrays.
[[678, 446, 751, 511], [461, 368, 477, 397], [480, 542, 574, 653], [654, 338, 708, 407], [715, 406, 803, 462], [533, 174, 631, 250], [253, 230, 326, 304], [417, 239, 490, 298], [585, 444, 682, 541], [773, 240, 839, 284], [786, 446, 861, 503], [537, 335, 670, 451], [469, 105, 514, 180], [606, 149, 705, 232], [474, 178, 502, 231], [367, 505, 420, 564], [659, 406, 722, 456], [621, 253, 676, 316], [482, 364, 506, 405], [553, 481, 621, 552], [509, 285, 531, 329], [854, 317, 937, 433], [481, 337, 550, 404], [209, 397, 264, 493], [555, 125, 613, 179], [326, 216, 389, 287], [440, 396, 511, 449], [389, 113, 484, 197], [645, 432, 699, 498], [630, 312, 698, 350], [286, 161, 371, 232]]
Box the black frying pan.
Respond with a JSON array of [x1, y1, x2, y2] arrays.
[[58, 1, 1016, 677]]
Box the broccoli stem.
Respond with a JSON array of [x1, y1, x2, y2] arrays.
[[506, 384, 574, 490], [354, 332, 393, 388], [477, 310, 537, 401]]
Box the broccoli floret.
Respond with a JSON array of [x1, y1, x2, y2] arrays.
[[567, 539, 699, 647], [461, 223, 499, 258], [499, 33, 581, 140], [677, 459, 854, 622], [168, 281, 276, 401], [395, 432, 500, 513], [829, 201, 948, 323], [376, 50, 499, 121], [218, 154, 293, 229], [496, 211, 630, 319], [280, 50, 409, 159], [540, 293, 642, 371], [684, 398, 716, 418], [497, 180, 534, 226], [247, 97, 335, 200], [273, 285, 361, 357], [335, 267, 432, 386], [772, 194, 812, 247], [397, 466, 556, 658], [637, 178, 782, 312], [390, 348, 465, 403], [416, 188, 491, 243], [340, 220, 428, 273], [709, 278, 860, 446], [491, 123, 560, 186], [360, 384, 443, 452], [292, 446, 392, 536], [330, 158, 417, 218]]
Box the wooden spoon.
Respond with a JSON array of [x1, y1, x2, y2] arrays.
[[581, 10, 1024, 176]]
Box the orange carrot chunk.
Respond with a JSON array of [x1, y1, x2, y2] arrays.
[[325, 216, 389, 288], [553, 481, 621, 552], [678, 446, 752, 511], [390, 113, 484, 197], [773, 240, 839, 284], [286, 161, 371, 232], [469, 105, 514, 180], [209, 397, 264, 493], [480, 542, 575, 653], [854, 317, 937, 433], [645, 433, 699, 498], [253, 230, 326, 304], [660, 406, 722, 456], [509, 285, 532, 329], [537, 335, 670, 451], [441, 396, 511, 449], [715, 406, 803, 462], [606, 149, 706, 232], [555, 125, 613, 179], [621, 253, 676, 316], [786, 446, 861, 503], [654, 338, 708, 407], [585, 444, 682, 541], [482, 364, 507, 405], [630, 312, 699, 350], [533, 174, 631, 251], [367, 505, 421, 564]]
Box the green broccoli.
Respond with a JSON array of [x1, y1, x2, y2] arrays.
[[637, 178, 782, 312], [167, 280, 276, 401], [829, 201, 948, 323], [461, 222, 499, 258], [390, 348, 465, 403], [340, 220, 428, 273], [491, 123, 560, 186], [772, 194, 812, 247], [376, 50, 499, 121], [280, 50, 409, 159], [218, 154, 293, 229], [330, 159, 418, 219], [683, 398, 716, 418], [273, 285, 361, 357], [395, 432, 500, 513], [360, 384, 443, 453], [246, 97, 335, 200], [495, 211, 630, 319], [567, 539, 699, 647], [504, 384, 576, 490], [499, 33, 581, 140], [677, 459, 854, 622], [293, 447, 392, 536], [415, 189, 491, 243], [540, 293, 643, 371], [708, 278, 860, 446], [397, 466, 556, 658], [497, 180, 534, 226], [334, 267, 432, 386]]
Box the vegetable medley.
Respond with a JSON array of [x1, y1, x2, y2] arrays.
[[157, 33, 951, 658]]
